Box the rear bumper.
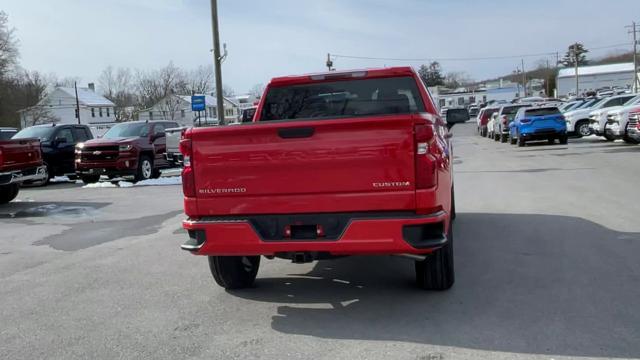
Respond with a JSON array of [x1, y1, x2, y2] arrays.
[[166, 152, 183, 166], [181, 211, 449, 256], [0, 165, 47, 186], [520, 126, 566, 140]]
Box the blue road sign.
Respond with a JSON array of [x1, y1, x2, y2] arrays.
[[191, 95, 206, 112]]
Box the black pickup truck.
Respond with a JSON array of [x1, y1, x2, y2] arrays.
[[12, 124, 94, 183]]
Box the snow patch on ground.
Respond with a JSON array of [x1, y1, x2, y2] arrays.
[[81, 176, 181, 189], [82, 182, 118, 189], [133, 177, 182, 186], [50, 176, 73, 183]]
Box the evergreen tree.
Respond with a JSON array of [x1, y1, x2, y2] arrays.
[[561, 43, 589, 67], [418, 61, 445, 87]]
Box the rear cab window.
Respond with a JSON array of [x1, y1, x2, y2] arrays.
[[260, 76, 426, 122], [525, 107, 561, 117]]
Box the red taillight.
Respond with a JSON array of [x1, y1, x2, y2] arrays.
[[0, 148, 3, 167], [179, 138, 196, 197], [414, 123, 437, 189]]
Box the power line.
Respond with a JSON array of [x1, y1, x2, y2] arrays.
[[331, 42, 633, 63]]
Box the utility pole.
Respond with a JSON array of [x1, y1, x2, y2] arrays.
[[626, 22, 640, 93], [546, 58, 551, 96], [574, 43, 580, 97], [326, 53, 334, 71], [74, 81, 81, 125], [521, 59, 526, 97], [210, 0, 225, 125]]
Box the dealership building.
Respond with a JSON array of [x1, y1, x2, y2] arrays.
[[556, 63, 639, 96]]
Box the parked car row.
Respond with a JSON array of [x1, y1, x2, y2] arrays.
[[477, 103, 568, 146], [477, 92, 640, 147], [1, 121, 180, 195]]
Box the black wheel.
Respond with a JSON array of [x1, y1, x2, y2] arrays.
[[510, 135, 517, 145], [559, 135, 568, 145], [604, 133, 616, 142], [81, 175, 100, 184], [134, 155, 153, 183], [500, 134, 508, 143], [0, 184, 20, 204], [481, 128, 487, 137], [623, 125, 638, 144], [494, 132, 500, 141], [208, 256, 260, 289], [415, 223, 455, 290], [575, 121, 590, 138], [151, 168, 162, 179], [548, 138, 555, 145], [518, 135, 526, 147]]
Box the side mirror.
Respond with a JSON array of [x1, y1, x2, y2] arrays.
[[54, 137, 68, 146], [446, 108, 470, 129]]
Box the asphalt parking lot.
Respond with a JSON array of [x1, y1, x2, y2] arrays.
[[1, 122, 639, 360]]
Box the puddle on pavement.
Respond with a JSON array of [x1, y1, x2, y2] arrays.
[[0, 204, 98, 219], [33, 210, 182, 251]]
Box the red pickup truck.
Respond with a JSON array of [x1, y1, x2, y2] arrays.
[[0, 137, 47, 204], [179, 67, 468, 290]]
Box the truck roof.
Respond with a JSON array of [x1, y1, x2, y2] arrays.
[[269, 66, 417, 87]]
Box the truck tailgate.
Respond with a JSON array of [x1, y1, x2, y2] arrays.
[[191, 116, 417, 215], [165, 127, 186, 154], [0, 138, 42, 173]]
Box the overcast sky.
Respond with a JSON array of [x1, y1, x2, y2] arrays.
[[3, 0, 640, 93]]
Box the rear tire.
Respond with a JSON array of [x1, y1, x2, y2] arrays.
[[494, 132, 500, 141], [518, 135, 526, 147], [81, 175, 100, 184], [604, 133, 616, 142], [510, 135, 517, 145], [548, 138, 555, 145], [208, 256, 260, 289], [0, 184, 20, 204], [415, 223, 455, 290], [559, 135, 568, 145], [500, 134, 508, 143]]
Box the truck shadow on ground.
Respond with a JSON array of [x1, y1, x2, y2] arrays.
[[230, 213, 640, 358]]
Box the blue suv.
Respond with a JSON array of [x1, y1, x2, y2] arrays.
[[510, 106, 568, 147]]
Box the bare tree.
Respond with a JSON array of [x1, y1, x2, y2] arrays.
[[248, 83, 265, 99], [134, 62, 187, 109], [183, 65, 214, 95], [444, 71, 473, 89], [157, 94, 186, 120], [0, 11, 18, 78], [25, 105, 59, 126], [99, 66, 135, 121]]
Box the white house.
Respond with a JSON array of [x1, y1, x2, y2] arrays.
[[136, 94, 240, 126], [18, 84, 116, 128], [557, 63, 639, 97], [429, 86, 487, 108]]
